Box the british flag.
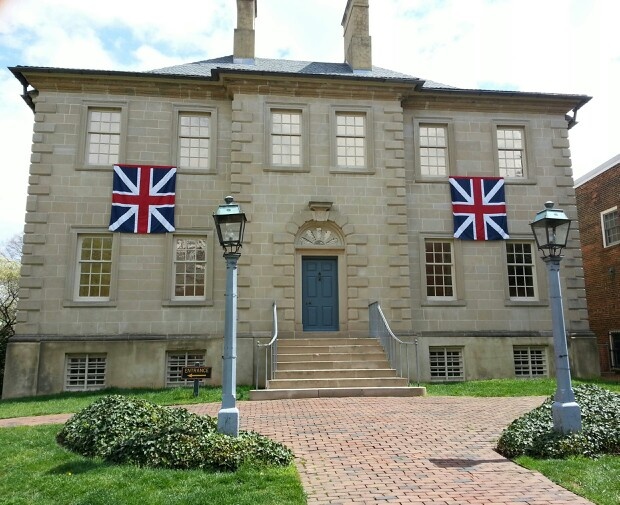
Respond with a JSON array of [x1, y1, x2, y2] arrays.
[[109, 164, 176, 234], [449, 176, 509, 240]]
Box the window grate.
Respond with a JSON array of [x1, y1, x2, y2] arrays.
[[429, 347, 463, 381], [513, 346, 547, 377], [166, 351, 206, 387], [65, 354, 106, 391]]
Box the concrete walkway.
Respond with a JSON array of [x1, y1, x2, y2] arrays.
[[1, 396, 592, 505]]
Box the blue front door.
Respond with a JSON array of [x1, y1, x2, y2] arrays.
[[302, 257, 339, 331]]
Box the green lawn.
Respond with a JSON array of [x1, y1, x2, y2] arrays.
[[421, 377, 620, 397], [2, 378, 619, 505], [517, 455, 620, 505], [0, 385, 251, 419], [0, 424, 306, 505]]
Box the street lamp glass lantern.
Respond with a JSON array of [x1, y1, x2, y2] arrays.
[[530, 201, 572, 259], [213, 196, 247, 254]]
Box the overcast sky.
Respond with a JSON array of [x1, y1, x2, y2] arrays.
[[0, 0, 617, 242]]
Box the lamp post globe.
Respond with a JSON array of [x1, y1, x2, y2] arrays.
[[530, 201, 581, 434], [212, 196, 247, 437]]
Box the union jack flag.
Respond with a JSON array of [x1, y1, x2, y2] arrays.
[[109, 164, 176, 234], [449, 176, 509, 240]]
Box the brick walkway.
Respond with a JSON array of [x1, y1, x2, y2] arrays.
[[1, 396, 592, 504]]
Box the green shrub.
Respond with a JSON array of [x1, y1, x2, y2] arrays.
[[497, 384, 620, 459], [57, 395, 293, 471]]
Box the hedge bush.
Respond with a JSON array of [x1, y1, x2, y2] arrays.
[[56, 395, 293, 471], [497, 384, 620, 459]]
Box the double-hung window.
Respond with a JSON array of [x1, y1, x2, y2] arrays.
[[86, 108, 121, 166], [601, 207, 620, 247], [429, 347, 464, 381], [76, 234, 113, 300], [419, 124, 448, 176], [496, 126, 526, 178], [178, 113, 211, 170], [173, 236, 207, 300], [336, 112, 366, 168], [425, 240, 455, 299], [506, 242, 537, 300], [271, 110, 302, 166]]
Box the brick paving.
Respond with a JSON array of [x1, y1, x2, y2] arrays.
[[1, 396, 593, 504]]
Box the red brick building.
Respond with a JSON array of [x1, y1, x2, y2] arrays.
[[575, 154, 620, 378]]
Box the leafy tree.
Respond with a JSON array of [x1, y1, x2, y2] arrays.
[[1, 234, 22, 394]]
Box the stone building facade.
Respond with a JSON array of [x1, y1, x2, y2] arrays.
[[2, 0, 600, 398], [575, 155, 620, 378]]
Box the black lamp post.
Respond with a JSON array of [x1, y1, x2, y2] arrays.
[[212, 196, 247, 436], [530, 201, 581, 433]]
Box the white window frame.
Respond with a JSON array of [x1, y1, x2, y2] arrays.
[[513, 346, 548, 378], [418, 123, 450, 177], [74, 234, 114, 301], [270, 109, 302, 166], [330, 107, 374, 174], [65, 229, 119, 307], [172, 236, 208, 301], [506, 241, 538, 301], [163, 231, 215, 306], [166, 351, 207, 387], [491, 122, 534, 182], [78, 102, 128, 170], [264, 103, 309, 172], [173, 106, 218, 173], [424, 239, 456, 301], [601, 207, 620, 248], [65, 354, 107, 391], [429, 347, 464, 381]]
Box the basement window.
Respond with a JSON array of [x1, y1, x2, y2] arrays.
[[429, 347, 463, 381], [166, 351, 206, 387], [513, 346, 547, 377], [65, 354, 107, 391]]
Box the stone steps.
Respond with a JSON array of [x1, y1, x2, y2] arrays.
[[249, 336, 426, 400]]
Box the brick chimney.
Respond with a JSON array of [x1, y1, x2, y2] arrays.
[[342, 0, 372, 71], [233, 0, 257, 63]]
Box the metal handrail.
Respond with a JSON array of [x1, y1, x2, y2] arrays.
[[254, 301, 279, 389], [369, 301, 419, 385]]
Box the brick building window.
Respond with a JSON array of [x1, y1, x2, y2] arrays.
[[496, 126, 525, 178], [513, 346, 547, 377], [429, 347, 463, 381], [86, 108, 121, 165], [601, 207, 620, 247], [65, 354, 106, 391], [425, 240, 455, 299], [178, 113, 211, 169], [610, 332, 620, 369], [166, 351, 206, 387], [506, 242, 537, 299], [419, 124, 448, 176]]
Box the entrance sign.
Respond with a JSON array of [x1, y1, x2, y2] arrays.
[[182, 366, 212, 379]]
